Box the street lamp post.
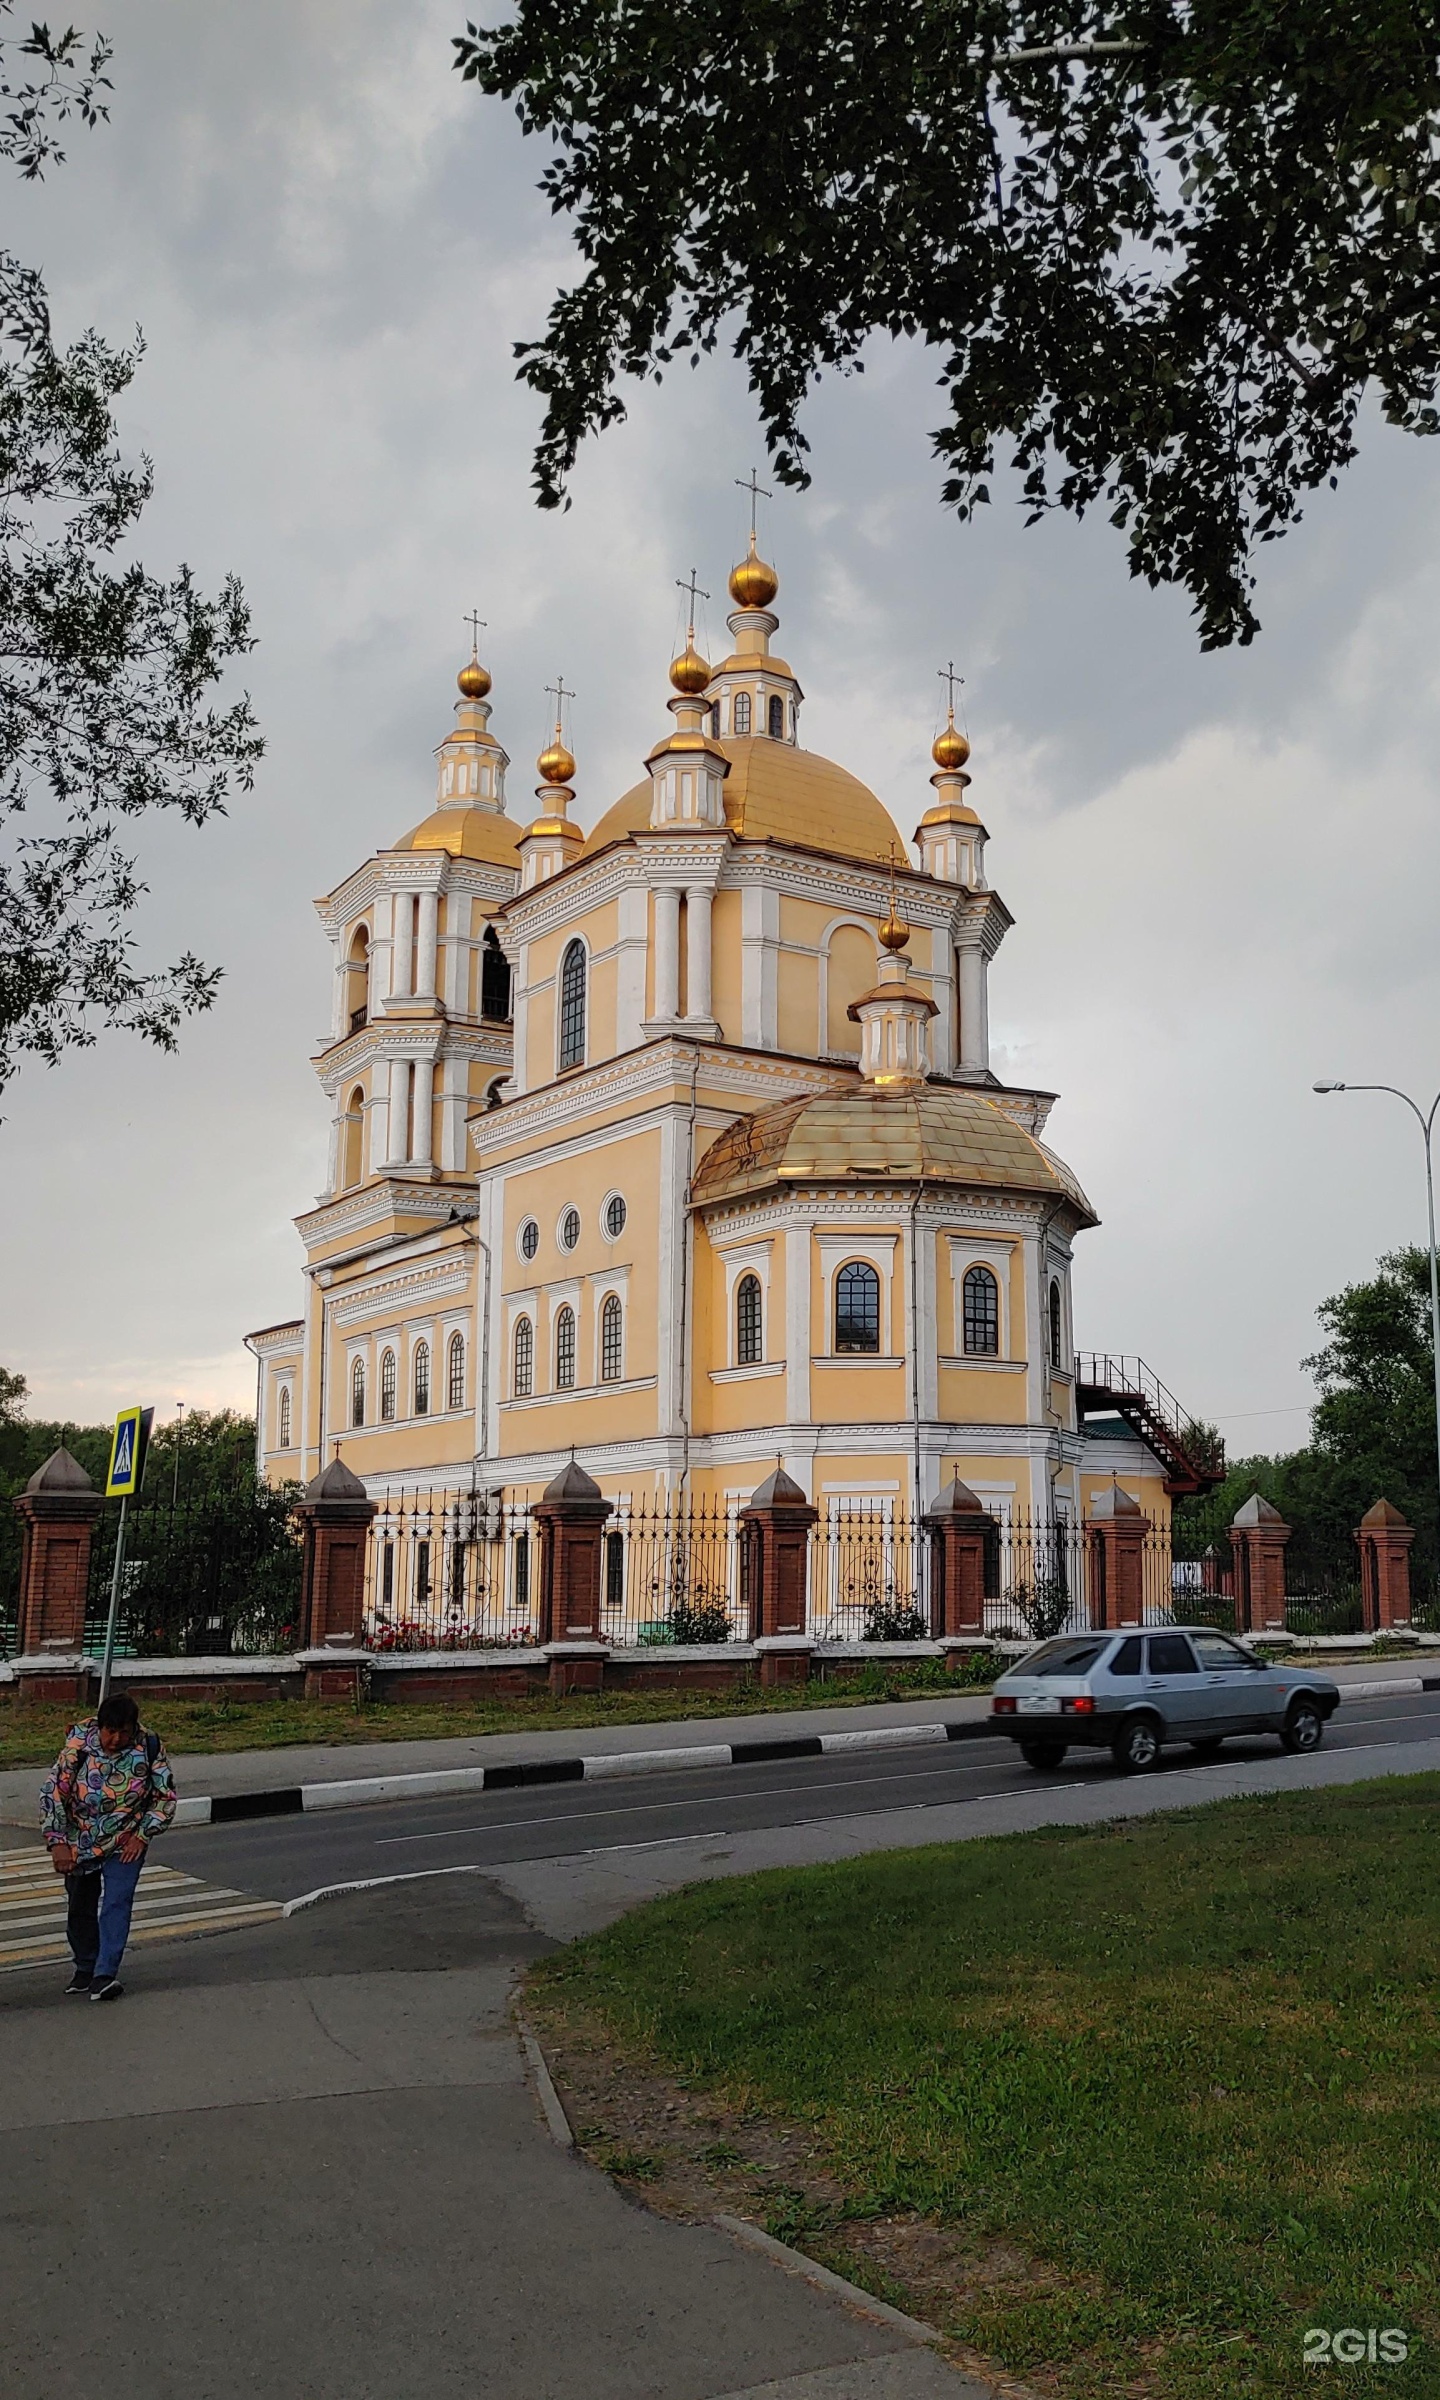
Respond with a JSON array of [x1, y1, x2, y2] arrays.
[[1313, 1080, 1440, 1530]]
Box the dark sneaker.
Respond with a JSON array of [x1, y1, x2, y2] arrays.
[[88, 1977, 124, 2003], [64, 1971, 92, 1995]]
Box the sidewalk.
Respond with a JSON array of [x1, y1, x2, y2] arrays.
[[0, 1874, 987, 2400]]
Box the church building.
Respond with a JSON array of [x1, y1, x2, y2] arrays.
[[247, 522, 1214, 1571]]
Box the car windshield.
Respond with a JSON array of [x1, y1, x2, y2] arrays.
[[1019, 1637, 1108, 1678]]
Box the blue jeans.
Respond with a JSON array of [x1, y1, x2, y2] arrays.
[[65, 1851, 146, 1980]]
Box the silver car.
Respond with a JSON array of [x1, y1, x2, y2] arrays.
[[990, 1626, 1341, 1774]]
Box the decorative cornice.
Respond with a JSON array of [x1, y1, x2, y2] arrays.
[[470, 1038, 855, 1161], [316, 852, 518, 932], [331, 1260, 472, 1327]]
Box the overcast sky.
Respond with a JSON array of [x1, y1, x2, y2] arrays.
[[4, 0, 1439, 1460]]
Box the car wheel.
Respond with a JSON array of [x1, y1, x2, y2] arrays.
[[1188, 1738, 1224, 1758], [1018, 1740, 1068, 1771], [1281, 1699, 1324, 1755], [1111, 1715, 1161, 1774]]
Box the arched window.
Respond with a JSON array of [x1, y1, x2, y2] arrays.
[[480, 926, 512, 1022], [835, 1260, 880, 1354], [558, 939, 586, 1071], [963, 1265, 999, 1356], [767, 693, 784, 740], [346, 927, 369, 1035], [733, 691, 752, 737], [447, 1330, 466, 1410], [413, 1339, 430, 1416], [1049, 1279, 1063, 1370], [341, 1085, 365, 1190], [736, 1273, 763, 1365], [513, 1316, 533, 1398], [379, 1347, 398, 1420], [555, 1305, 576, 1390], [350, 1356, 366, 1427], [277, 1385, 292, 1449], [600, 1293, 623, 1382]]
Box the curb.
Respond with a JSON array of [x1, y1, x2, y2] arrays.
[[168, 1715, 998, 1828], [713, 2213, 944, 2345]]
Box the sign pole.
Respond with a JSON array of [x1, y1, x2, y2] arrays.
[[97, 1493, 128, 1706]]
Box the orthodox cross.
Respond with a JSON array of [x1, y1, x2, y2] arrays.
[[545, 672, 574, 736], [938, 659, 964, 716], [464, 609, 487, 656], [675, 567, 709, 641], [735, 466, 772, 537]]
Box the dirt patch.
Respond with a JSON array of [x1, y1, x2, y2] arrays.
[[526, 1984, 1070, 2399]]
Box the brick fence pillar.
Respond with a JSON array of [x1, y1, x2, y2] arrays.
[[294, 1459, 377, 1697], [1229, 1494, 1291, 1633], [740, 1466, 818, 1686], [532, 1459, 613, 1694], [1356, 1499, 1415, 1632], [924, 1474, 989, 1647], [1086, 1486, 1150, 1630], [12, 1449, 104, 1704]]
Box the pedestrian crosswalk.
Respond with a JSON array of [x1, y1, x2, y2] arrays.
[[0, 1845, 283, 1972]]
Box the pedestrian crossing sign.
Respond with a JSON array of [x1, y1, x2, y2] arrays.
[[105, 1405, 152, 1499]]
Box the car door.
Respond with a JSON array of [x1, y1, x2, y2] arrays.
[[1189, 1630, 1272, 1733], [1143, 1632, 1207, 1734]]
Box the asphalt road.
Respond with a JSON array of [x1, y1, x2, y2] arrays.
[[165, 1689, 1440, 1904]]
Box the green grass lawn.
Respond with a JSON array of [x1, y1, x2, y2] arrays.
[[537, 1780, 1440, 2398], [0, 1653, 988, 1771]]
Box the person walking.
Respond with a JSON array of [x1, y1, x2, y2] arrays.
[[40, 1691, 177, 2001]]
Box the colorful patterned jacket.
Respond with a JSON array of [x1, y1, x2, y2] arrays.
[[40, 1721, 177, 1865]]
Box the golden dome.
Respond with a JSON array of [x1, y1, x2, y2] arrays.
[[392, 807, 521, 865], [537, 736, 576, 786], [458, 657, 491, 700], [729, 532, 779, 610], [583, 737, 901, 866], [932, 718, 970, 771], [669, 642, 711, 696], [692, 1086, 1097, 1222], [877, 908, 910, 954]]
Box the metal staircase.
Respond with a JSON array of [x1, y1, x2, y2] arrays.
[[1074, 1353, 1226, 1498]]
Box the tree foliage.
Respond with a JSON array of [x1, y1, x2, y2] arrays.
[[0, 10, 261, 1087], [456, 0, 1440, 648], [1175, 1247, 1440, 1571]]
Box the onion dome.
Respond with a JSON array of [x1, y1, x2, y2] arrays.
[[878, 905, 911, 954], [537, 732, 576, 787], [729, 531, 779, 610], [458, 655, 492, 700], [932, 717, 970, 772], [669, 641, 711, 696]]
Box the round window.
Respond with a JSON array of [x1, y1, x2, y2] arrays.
[[560, 1206, 581, 1252], [604, 1193, 627, 1240], [519, 1218, 539, 1262]]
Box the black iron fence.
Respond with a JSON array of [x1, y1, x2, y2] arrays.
[[82, 1488, 303, 1659]]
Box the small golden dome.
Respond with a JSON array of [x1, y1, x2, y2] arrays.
[[669, 642, 711, 696], [932, 718, 970, 771], [729, 532, 779, 610], [458, 656, 491, 700], [537, 736, 576, 786], [878, 909, 911, 954]]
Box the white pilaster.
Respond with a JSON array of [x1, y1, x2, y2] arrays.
[[615, 882, 649, 1051], [511, 943, 531, 1094], [685, 883, 713, 1025], [653, 885, 681, 1022], [386, 1056, 411, 1166], [392, 891, 415, 1000], [958, 943, 986, 1072], [741, 881, 779, 1049], [445, 892, 470, 1016], [329, 935, 347, 1041], [785, 1224, 810, 1427], [412, 1055, 435, 1166], [415, 888, 439, 1000]]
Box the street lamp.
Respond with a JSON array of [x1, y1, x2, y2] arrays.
[[1313, 1080, 1440, 1524]]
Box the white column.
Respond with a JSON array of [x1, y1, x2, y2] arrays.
[[957, 944, 986, 1071], [325, 1104, 343, 1195], [445, 892, 470, 1015], [653, 885, 680, 1021], [392, 892, 415, 1000], [386, 1057, 411, 1165], [329, 936, 347, 1041], [685, 884, 713, 1024], [414, 888, 439, 1000], [367, 1083, 387, 1176], [785, 1224, 811, 1429], [412, 1055, 434, 1167], [615, 882, 649, 1049]]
